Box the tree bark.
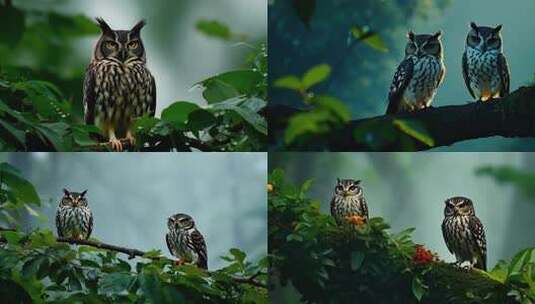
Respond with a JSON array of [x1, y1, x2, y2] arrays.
[[270, 86, 535, 151]]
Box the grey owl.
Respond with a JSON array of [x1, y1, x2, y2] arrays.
[[84, 18, 156, 151], [441, 196, 487, 270], [56, 189, 93, 240], [463, 22, 510, 102], [166, 213, 208, 269], [330, 179, 369, 227], [386, 31, 445, 114]]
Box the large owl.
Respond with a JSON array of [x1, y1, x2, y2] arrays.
[[166, 213, 208, 269], [84, 18, 156, 151], [441, 196, 487, 271], [56, 189, 93, 240], [463, 22, 510, 102], [330, 179, 369, 227], [386, 31, 445, 114]]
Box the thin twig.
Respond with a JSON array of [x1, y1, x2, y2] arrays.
[[57, 237, 150, 260], [231, 271, 267, 288]]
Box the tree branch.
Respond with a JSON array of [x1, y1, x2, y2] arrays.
[[270, 86, 535, 151], [1, 227, 267, 288], [57, 237, 148, 259]]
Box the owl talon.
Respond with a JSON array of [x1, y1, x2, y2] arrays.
[[109, 138, 123, 152], [126, 132, 136, 146]]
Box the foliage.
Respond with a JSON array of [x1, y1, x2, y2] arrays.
[[268, 169, 535, 303], [0, 163, 268, 303], [0, 3, 266, 151], [476, 165, 535, 201]]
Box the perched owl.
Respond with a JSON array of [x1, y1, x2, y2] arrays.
[[441, 196, 487, 270], [330, 179, 369, 226], [462, 22, 510, 102], [166, 213, 208, 269], [84, 18, 156, 151], [386, 31, 445, 114], [56, 189, 93, 240]]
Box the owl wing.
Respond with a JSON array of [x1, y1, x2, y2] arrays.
[[149, 74, 157, 117], [86, 210, 93, 239], [55, 209, 64, 238], [165, 232, 174, 256], [441, 220, 454, 255], [386, 58, 414, 115], [189, 229, 208, 269], [83, 64, 96, 125], [360, 197, 369, 220], [329, 196, 339, 224], [469, 216, 487, 270], [462, 52, 476, 100], [497, 53, 510, 97]]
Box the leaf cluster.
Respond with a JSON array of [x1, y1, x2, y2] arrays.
[[268, 169, 535, 303]]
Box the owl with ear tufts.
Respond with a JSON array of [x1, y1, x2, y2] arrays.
[[84, 18, 156, 151], [386, 31, 445, 115], [462, 22, 510, 102]]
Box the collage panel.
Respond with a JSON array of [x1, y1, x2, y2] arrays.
[[0, 0, 267, 152], [0, 152, 267, 302], [268, 0, 535, 152], [269, 152, 535, 303]]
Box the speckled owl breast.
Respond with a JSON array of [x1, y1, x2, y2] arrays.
[[465, 48, 500, 99], [93, 58, 154, 135], [402, 55, 444, 110]]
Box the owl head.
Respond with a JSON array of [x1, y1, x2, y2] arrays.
[[466, 22, 503, 53], [334, 179, 363, 197], [444, 196, 475, 217], [405, 31, 443, 59], [60, 189, 89, 208], [168, 213, 196, 231], [93, 17, 147, 62]]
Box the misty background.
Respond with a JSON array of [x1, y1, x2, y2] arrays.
[[270, 152, 535, 269], [2, 152, 267, 270], [16, 0, 266, 115], [269, 0, 535, 151]]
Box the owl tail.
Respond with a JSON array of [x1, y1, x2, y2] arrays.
[[476, 257, 487, 271]]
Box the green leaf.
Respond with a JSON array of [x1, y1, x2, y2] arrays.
[[187, 109, 216, 132], [313, 95, 351, 122], [99, 272, 135, 296], [351, 26, 388, 52], [196, 20, 231, 40], [0, 118, 26, 146], [161, 102, 200, 126], [198, 70, 262, 104], [302, 64, 331, 89], [1, 231, 23, 245], [273, 76, 303, 91], [0, 162, 40, 205], [284, 111, 330, 144], [412, 277, 427, 302], [210, 98, 267, 135], [350, 251, 365, 271], [34, 122, 70, 151], [229, 248, 247, 265], [393, 119, 435, 147]]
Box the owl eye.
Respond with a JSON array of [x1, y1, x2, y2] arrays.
[[348, 185, 357, 191], [487, 38, 499, 45], [470, 36, 480, 44], [127, 40, 139, 49], [336, 186, 343, 192], [105, 41, 118, 50]]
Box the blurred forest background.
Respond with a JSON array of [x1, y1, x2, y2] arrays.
[[1, 152, 267, 270], [269, 152, 535, 301], [269, 0, 535, 151]]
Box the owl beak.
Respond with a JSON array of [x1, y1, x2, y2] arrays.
[[119, 49, 127, 62], [480, 43, 487, 53]]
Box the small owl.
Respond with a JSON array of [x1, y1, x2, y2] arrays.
[[56, 189, 93, 240], [330, 179, 369, 226], [166, 213, 208, 269], [386, 31, 445, 114], [463, 22, 510, 102], [84, 18, 156, 151], [441, 196, 487, 270]]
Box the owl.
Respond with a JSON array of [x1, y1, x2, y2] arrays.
[[462, 22, 510, 102], [56, 189, 93, 240], [386, 31, 445, 114], [441, 196, 487, 270], [84, 18, 156, 151], [330, 179, 369, 226], [166, 213, 208, 269]]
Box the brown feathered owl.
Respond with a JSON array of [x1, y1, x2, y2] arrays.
[[442, 196, 487, 270], [386, 31, 445, 114], [84, 18, 156, 151]]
